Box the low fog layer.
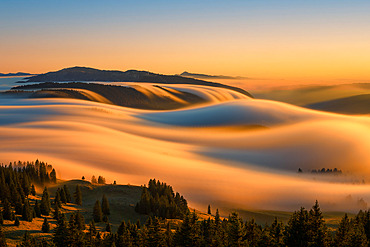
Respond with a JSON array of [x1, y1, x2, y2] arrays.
[[0, 84, 370, 212]]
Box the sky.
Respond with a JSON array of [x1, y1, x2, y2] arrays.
[[1, 0, 370, 83]]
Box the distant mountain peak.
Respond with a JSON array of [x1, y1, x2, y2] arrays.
[[23, 66, 252, 97], [180, 71, 248, 80], [0, 72, 35, 77]]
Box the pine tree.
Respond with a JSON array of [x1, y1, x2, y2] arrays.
[[53, 203, 61, 220], [245, 218, 261, 246], [54, 190, 62, 208], [59, 188, 67, 204], [228, 212, 244, 247], [284, 207, 309, 247], [75, 211, 85, 230], [14, 217, 20, 227], [74, 185, 82, 206], [30, 184, 36, 196], [101, 194, 110, 216], [0, 226, 6, 247], [34, 200, 41, 218], [269, 217, 284, 246], [208, 205, 211, 215], [42, 218, 50, 233], [50, 169, 57, 183], [53, 214, 68, 247], [2, 199, 13, 220], [347, 218, 367, 247], [308, 200, 329, 247], [40, 187, 51, 216], [63, 185, 72, 202], [93, 200, 103, 222], [22, 199, 33, 222], [98, 176, 106, 184], [164, 222, 173, 247], [147, 217, 164, 247]]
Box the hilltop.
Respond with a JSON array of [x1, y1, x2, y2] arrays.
[[0, 72, 34, 77], [21, 66, 252, 97]]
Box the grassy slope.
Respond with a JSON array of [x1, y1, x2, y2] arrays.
[[3, 179, 353, 246]]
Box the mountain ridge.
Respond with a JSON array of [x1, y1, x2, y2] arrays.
[[22, 66, 252, 97]]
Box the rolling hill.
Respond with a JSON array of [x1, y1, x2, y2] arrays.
[[21, 66, 252, 97]]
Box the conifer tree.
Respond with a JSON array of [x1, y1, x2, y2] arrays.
[[208, 205, 211, 215], [53, 203, 61, 220], [245, 218, 261, 246], [101, 194, 110, 216], [308, 200, 329, 246], [93, 200, 103, 222], [14, 193, 23, 215], [59, 188, 67, 204], [0, 226, 6, 247], [147, 217, 164, 247], [269, 217, 284, 246], [14, 217, 20, 227], [22, 175, 31, 197], [2, 199, 13, 220], [30, 184, 36, 196], [228, 212, 244, 247], [347, 218, 367, 247], [50, 169, 57, 183], [40, 187, 51, 216], [164, 222, 173, 247], [53, 213, 68, 247], [22, 199, 33, 222], [42, 218, 50, 233], [54, 190, 62, 208], [74, 185, 82, 206], [284, 207, 309, 247], [34, 200, 41, 218], [63, 185, 71, 203], [75, 211, 85, 230]]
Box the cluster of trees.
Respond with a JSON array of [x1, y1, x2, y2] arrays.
[[7, 200, 370, 247], [311, 168, 343, 174], [91, 175, 106, 185], [135, 179, 189, 219], [0, 161, 57, 224], [92, 194, 110, 223], [0, 161, 85, 246], [298, 167, 343, 174]]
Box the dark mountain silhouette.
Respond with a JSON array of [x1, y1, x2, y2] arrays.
[[22, 66, 252, 97], [307, 94, 370, 114], [180, 71, 248, 80], [0, 72, 34, 77]]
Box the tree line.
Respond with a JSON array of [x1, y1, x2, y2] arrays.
[[2, 163, 370, 246]]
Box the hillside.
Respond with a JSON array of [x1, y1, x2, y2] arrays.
[[10, 82, 208, 110], [0, 72, 34, 77], [307, 94, 370, 115], [21, 66, 252, 97]]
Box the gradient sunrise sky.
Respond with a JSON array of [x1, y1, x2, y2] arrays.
[[1, 0, 370, 82]]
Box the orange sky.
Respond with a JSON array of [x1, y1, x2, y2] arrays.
[[1, 1, 370, 84]]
